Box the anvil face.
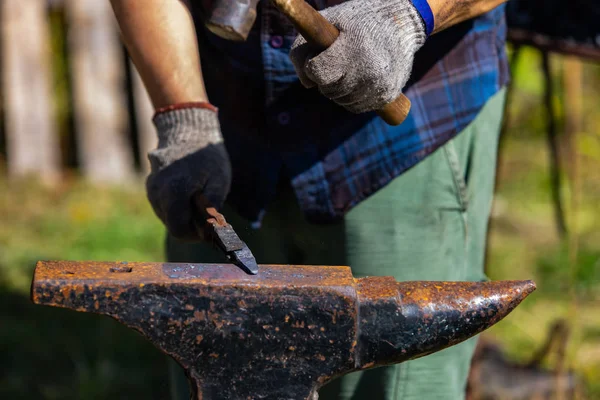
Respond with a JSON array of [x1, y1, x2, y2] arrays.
[[31, 261, 535, 400]]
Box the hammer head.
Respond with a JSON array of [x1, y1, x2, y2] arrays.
[[205, 0, 261, 41], [31, 261, 535, 400]]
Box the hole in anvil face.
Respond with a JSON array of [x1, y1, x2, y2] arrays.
[[110, 267, 133, 273]]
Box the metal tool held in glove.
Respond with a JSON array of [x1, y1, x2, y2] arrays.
[[194, 194, 259, 275]]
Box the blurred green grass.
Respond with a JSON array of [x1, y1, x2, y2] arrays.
[[0, 180, 169, 399], [0, 180, 165, 291], [1, 48, 600, 399]]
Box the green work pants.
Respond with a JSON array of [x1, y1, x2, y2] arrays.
[[166, 88, 506, 400]]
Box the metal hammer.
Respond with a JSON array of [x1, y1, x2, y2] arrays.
[[205, 0, 411, 126], [32, 261, 535, 400]]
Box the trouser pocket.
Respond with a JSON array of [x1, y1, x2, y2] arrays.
[[444, 141, 470, 213]]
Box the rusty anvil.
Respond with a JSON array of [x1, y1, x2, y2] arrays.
[[31, 261, 535, 400]]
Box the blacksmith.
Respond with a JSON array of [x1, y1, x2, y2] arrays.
[[109, 0, 509, 398]]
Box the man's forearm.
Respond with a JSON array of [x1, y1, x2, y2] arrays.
[[428, 0, 507, 34], [109, 0, 207, 109]]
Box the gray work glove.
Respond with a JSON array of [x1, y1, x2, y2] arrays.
[[146, 107, 231, 241], [289, 0, 426, 114]]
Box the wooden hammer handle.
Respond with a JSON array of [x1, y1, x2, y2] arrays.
[[271, 0, 411, 126]]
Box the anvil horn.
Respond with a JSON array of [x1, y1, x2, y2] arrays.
[[354, 277, 535, 368]]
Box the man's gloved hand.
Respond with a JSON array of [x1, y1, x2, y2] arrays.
[[289, 0, 427, 114], [146, 106, 231, 241]]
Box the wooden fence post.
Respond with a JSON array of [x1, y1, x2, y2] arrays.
[[65, 0, 133, 183], [541, 51, 568, 238], [130, 62, 156, 175], [561, 55, 584, 400], [1, 0, 60, 182]]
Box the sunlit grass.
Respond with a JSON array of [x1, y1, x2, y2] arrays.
[[0, 178, 170, 399], [0, 178, 164, 291]]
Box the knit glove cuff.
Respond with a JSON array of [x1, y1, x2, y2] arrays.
[[374, 0, 427, 49], [149, 108, 223, 171], [328, 0, 426, 50]]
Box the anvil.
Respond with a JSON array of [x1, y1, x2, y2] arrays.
[[31, 261, 535, 400]]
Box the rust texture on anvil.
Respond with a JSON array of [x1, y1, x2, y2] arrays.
[[31, 261, 535, 400]]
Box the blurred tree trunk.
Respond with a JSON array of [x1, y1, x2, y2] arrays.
[[65, 0, 133, 182], [562, 57, 583, 397], [1, 0, 60, 182], [130, 61, 155, 175], [541, 51, 568, 238]]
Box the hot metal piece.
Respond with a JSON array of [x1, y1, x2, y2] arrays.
[[201, 207, 259, 275], [31, 261, 535, 400]]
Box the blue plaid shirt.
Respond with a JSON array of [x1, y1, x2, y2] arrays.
[[192, 1, 508, 224]]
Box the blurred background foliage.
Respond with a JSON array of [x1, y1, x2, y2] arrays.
[[1, 8, 599, 400], [483, 46, 600, 398]]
